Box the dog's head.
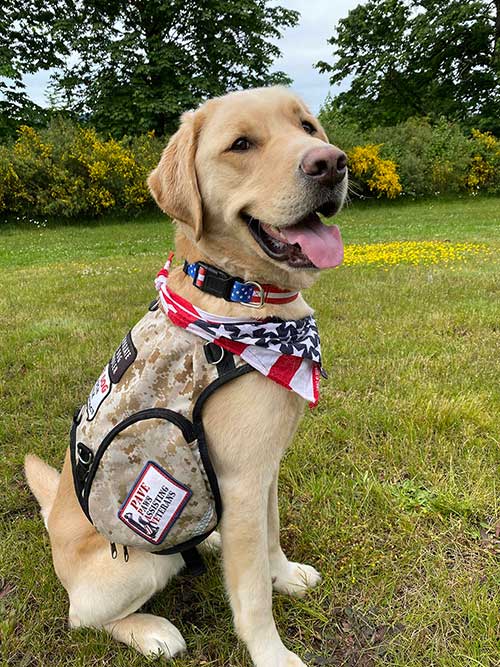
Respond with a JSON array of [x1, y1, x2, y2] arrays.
[[148, 87, 347, 290]]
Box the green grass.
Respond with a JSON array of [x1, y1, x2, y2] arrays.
[[1, 196, 499, 666]]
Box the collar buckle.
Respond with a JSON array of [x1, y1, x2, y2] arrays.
[[186, 260, 236, 301], [241, 281, 265, 309]]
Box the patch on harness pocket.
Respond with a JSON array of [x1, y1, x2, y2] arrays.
[[118, 461, 192, 545]]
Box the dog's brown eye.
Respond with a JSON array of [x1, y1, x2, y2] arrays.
[[302, 121, 316, 135], [230, 137, 251, 151]]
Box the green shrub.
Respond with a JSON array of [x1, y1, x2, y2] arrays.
[[319, 102, 499, 199], [0, 120, 163, 219], [371, 118, 471, 196], [1, 110, 499, 221]]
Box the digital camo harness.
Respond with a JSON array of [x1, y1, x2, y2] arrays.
[[70, 254, 324, 571]]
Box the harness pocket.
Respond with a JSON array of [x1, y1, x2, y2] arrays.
[[72, 408, 220, 553]]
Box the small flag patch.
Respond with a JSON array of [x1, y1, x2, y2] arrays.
[[87, 365, 111, 421]]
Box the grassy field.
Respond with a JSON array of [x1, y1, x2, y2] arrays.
[[1, 196, 499, 667]]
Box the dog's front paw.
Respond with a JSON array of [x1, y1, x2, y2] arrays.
[[254, 646, 308, 667], [283, 649, 309, 666], [272, 562, 321, 598], [129, 615, 186, 658]]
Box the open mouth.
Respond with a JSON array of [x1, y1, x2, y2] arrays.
[[242, 201, 344, 269]]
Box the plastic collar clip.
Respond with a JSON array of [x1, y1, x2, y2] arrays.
[[184, 260, 265, 308]]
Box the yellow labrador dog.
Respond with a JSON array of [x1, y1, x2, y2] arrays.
[[25, 86, 347, 666]]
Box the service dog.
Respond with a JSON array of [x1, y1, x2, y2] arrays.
[[25, 86, 348, 666]]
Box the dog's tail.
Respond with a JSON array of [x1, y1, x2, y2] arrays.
[[24, 454, 60, 529]]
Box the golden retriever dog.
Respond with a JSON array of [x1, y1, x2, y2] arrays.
[[25, 86, 348, 666]]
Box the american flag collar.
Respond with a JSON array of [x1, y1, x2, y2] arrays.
[[155, 253, 298, 308]]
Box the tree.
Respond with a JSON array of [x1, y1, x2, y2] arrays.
[[0, 1, 71, 137], [46, 0, 298, 136], [317, 0, 500, 132]]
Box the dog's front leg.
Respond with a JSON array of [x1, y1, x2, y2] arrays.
[[268, 472, 321, 597], [219, 472, 308, 667]]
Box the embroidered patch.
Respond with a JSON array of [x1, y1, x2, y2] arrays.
[[86, 330, 137, 420], [87, 365, 111, 421], [118, 461, 192, 545], [109, 330, 137, 384]]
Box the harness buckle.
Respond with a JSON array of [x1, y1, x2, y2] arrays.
[[241, 281, 265, 309]]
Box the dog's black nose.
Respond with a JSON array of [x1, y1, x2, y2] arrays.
[[300, 145, 347, 186]]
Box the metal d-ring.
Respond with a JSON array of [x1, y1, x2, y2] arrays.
[[205, 343, 225, 365], [77, 443, 93, 466], [241, 280, 265, 309]]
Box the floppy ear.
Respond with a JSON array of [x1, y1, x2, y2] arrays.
[[148, 111, 203, 241]]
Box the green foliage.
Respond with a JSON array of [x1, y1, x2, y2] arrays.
[[0, 120, 163, 219], [320, 104, 500, 197], [0, 1, 297, 138], [0, 1, 72, 139], [2, 112, 499, 221], [317, 0, 500, 133], [47, 0, 299, 136], [369, 118, 472, 196]]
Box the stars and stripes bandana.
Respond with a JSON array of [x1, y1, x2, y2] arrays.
[[155, 257, 323, 406]]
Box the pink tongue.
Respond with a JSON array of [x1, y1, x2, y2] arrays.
[[281, 219, 344, 269]]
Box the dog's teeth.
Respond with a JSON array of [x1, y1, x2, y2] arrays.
[[270, 239, 284, 250]]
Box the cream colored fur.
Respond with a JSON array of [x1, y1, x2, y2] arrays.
[[25, 86, 347, 666]]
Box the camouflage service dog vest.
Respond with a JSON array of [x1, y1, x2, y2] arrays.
[[71, 257, 323, 567], [71, 301, 252, 564]]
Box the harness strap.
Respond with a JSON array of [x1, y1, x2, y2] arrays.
[[181, 547, 207, 576], [204, 342, 236, 377]]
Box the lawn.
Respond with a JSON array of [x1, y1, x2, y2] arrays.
[[1, 196, 499, 667]]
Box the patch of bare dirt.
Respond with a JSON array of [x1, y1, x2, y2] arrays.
[[304, 606, 403, 666]]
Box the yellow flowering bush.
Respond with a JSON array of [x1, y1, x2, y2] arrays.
[[1, 117, 499, 219], [0, 126, 56, 212], [343, 240, 490, 267], [348, 144, 402, 198], [0, 149, 29, 211], [466, 129, 500, 193], [14, 125, 53, 160], [0, 120, 163, 218]]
